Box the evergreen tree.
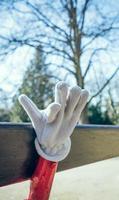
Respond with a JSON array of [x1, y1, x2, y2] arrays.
[[11, 47, 54, 122], [0, 108, 11, 122], [88, 104, 114, 125]]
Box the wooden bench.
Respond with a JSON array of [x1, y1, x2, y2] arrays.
[[0, 123, 119, 186]]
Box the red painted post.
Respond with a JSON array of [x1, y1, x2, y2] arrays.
[[27, 157, 58, 200]]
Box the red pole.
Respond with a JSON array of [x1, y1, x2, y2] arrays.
[[27, 157, 58, 200]]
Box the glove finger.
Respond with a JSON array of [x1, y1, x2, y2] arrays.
[[55, 81, 68, 108], [54, 82, 69, 127], [65, 86, 81, 118], [71, 90, 89, 125], [18, 94, 42, 123], [44, 102, 61, 123]]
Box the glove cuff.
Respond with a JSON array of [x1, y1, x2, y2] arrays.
[[35, 137, 71, 162]]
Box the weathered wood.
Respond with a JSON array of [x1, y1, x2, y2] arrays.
[[0, 123, 38, 186], [59, 125, 119, 171], [0, 123, 119, 186]]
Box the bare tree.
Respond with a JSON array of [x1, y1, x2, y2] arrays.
[[0, 0, 119, 121]]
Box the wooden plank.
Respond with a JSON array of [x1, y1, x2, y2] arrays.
[[0, 123, 119, 186], [59, 125, 119, 171], [0, 123, 38, 186]]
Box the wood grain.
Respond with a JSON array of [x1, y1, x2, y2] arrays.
[[0, 123, 119, 186], [59, 125, 119, 171]]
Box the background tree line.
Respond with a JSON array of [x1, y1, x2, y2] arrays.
[[0, 0, 119, 124]]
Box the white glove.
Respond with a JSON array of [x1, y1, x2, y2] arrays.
[[19, 81, 89, 162]]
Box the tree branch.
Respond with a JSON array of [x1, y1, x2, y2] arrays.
[[80, 0, 91, 30], [88, 66, 119, 104], [83, 47, 108, 78]]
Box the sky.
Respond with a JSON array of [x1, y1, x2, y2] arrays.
[[0, 46, 33, 92], [0, 0, 119, 108]]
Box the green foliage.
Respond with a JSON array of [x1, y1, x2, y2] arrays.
[[11, 48, 54, 122], [88, 104, 114, 125], [0, 108, 11, 122]]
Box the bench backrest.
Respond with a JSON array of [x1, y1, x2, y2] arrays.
[[0, 123, 119, 186]]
